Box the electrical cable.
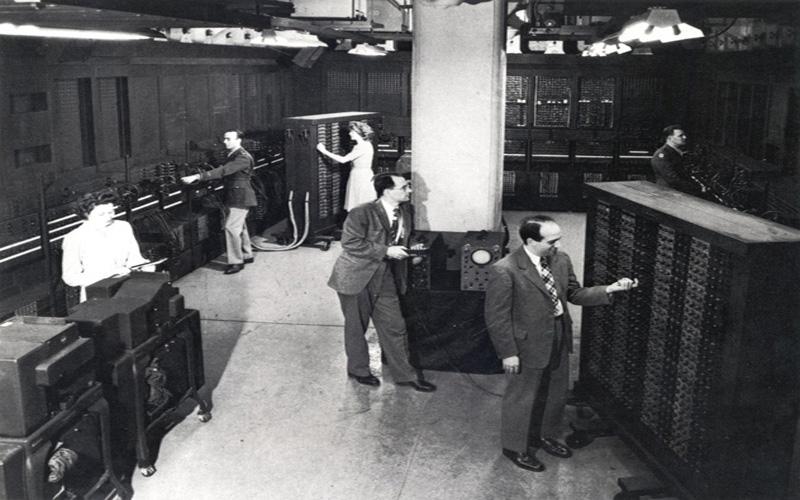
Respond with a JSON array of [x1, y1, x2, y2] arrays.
[[251, 191, 311, 251], [706, 18, 739, 39]]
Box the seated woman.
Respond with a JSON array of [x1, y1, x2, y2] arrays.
[[61, 189, 154, 302], [316, 120, 376, 211]]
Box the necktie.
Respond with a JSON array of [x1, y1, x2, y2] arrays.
[[539, 258, 560, 315], [389, 207, 400, 243]]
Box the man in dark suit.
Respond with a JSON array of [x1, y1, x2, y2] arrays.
[[651, 124, 699, 194], [485, 215, 637, 472], [328, 173, 435, 392], [181, 129, 257, 275]]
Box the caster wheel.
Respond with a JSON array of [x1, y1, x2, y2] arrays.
[[140, 465, 156, 477], [198, 412, 212, 423]]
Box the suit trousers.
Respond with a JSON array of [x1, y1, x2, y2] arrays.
[[501, 316, 569, 454], [337, 265, 417, 383], [224, 206, 253, 265]]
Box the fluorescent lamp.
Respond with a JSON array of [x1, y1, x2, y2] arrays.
[[581, 40, 631, 57], [0, 23, 152, 41], [658, 23, 704, 43], [161, 27, 326, 48], [257, 29, 327, 48], [347, 44, 387, 57], [618, 8, 703, 44], [619, 21, 649, 43]]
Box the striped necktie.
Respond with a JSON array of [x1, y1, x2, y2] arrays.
[[539, 258, 560, 314]]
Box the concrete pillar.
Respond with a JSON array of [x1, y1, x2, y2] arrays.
[[411, 0, 505, 232]]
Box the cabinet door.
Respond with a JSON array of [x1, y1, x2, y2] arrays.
[[505, 72, 531, 128], [532, 75, 572, 128]]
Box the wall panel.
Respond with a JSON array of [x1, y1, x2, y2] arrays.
[[52, 79, 83, 172], [96, 77, 121, 163], [185, 75, 211, 142], [129, 76, 161, 161], [159, 75, 187, 156]]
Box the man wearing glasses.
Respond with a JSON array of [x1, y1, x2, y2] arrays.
[[328, 172, 436, 392], [485, 215, 638, 472]]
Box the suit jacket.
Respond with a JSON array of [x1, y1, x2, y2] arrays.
[[484, 247, 611, 369], [200, 147, 257, 208], [328, 200, 414, 296]]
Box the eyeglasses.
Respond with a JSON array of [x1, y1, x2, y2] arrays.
[[392, 184, 412, 191]]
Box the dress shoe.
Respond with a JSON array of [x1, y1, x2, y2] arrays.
[[502, 449, 545, 472], [396, 380, 436, 392], [537, 437, 572, 458], [244, 257, 254, 264], [224, 264, 244, 275], [348, 373, 380, 386]]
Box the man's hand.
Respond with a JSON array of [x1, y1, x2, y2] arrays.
[[316, 143, 327, 153], [386, 245, 409, 260], [181, 174, 201, 184], [502, 356, 520, 374], [606, 277, 639, 293]]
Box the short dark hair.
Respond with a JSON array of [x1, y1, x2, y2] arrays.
[[519, 215, 554, 243], [74, 188, 118, 219], [662, 124, 684, 140], [225, 129, 245, 139], [373, 172, 403, 198]]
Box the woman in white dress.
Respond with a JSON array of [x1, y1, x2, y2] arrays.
[[61, 189, 154, 302], [316, 121, 376, 211]]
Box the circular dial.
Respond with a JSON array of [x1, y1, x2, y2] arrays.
[[471, 249, 493, 265]]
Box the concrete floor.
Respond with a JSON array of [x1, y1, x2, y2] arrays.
[[130, 211, 651, 499]]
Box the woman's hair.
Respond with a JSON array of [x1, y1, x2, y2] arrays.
[[349, 121, 374, 141], [74, 188, 118, 220]]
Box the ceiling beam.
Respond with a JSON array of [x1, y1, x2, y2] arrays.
[[563, 0, 800, 20], [28, 0, 278, 28], [12, 0, 382, 44]]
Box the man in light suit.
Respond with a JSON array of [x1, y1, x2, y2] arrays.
[[485, 215, 637, 472], [328, 173, 435, 392], [181, 129, 256, 275]]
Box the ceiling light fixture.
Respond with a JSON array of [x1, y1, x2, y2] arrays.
[[0, 22, 154, 41], [581, 39, 632, 57], [161, 27, 327, 49], [347, 43, 387, 57], [618, 8, 704, 44], [257, 29, 327, 48]]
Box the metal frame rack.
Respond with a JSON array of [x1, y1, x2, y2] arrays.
[[283, 111, 382, 249], [579, 181, 800, 499]]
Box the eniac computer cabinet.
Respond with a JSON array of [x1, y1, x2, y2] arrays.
[[579, 181, 800, 500], [66, 273, 210, 477], [283, 111, 381, 249], [0, 316, 130, 499]]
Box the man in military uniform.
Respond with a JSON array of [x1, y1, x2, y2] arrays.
[[651, 124, 699, 194], [181, 129, 256, 275]]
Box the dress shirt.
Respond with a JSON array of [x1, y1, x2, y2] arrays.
[[379, 199, 404, 244]]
